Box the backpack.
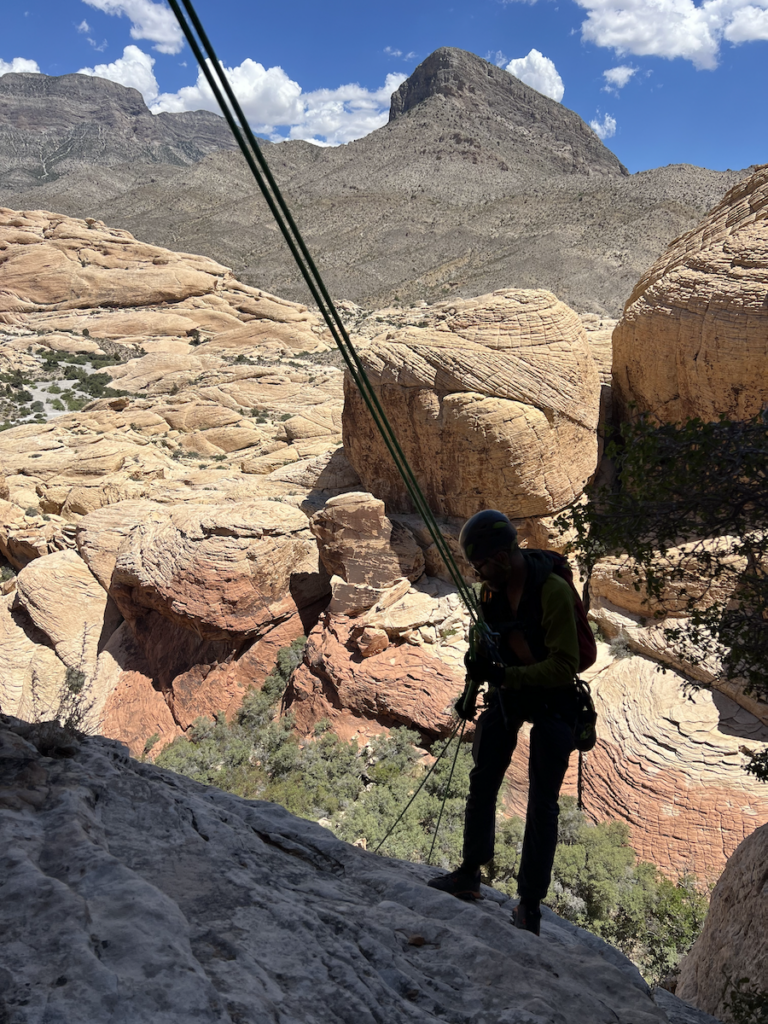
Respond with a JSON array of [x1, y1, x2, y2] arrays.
[[544, 552, 598, 674], [545, 552, 598, 754]]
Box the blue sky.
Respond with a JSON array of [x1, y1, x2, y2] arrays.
[[2, 0, 767, 172]]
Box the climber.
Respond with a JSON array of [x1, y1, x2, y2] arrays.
[[427, 510, 582, 936]]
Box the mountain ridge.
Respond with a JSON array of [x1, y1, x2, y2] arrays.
[[0, 50, 747, 315], [389, 47, 628, 179], [0, 71, 237, 183]]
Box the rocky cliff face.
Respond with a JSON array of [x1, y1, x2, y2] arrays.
[[389, 48, 628, 179], [0, 72, 236, 186], [0, 715, 722, 1024], [677, 822, 768, 1020], [613, 164, 768, 423]]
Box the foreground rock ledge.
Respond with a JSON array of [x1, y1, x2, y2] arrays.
[[0, 717, 718, 1024]]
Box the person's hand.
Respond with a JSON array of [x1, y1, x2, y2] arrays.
[[464, 650, 506, 688], [454, 682, 478, 721]]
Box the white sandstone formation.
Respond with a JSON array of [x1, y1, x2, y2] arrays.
[[342, 288, 601, 519], [613, 164, 768, 423], [677, 821, 768, 1020]]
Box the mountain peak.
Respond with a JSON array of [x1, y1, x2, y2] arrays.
[[389, 47, 628, 178]]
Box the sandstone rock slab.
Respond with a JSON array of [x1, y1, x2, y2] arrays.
[[286, 614, 464, 738], [677, 822, 768, 1019], [343, 289, 600, 518], [0, 716, 694, 1024], [613, 165, 768, 422], [107, 501, 330, 639], [15, 549, 112, 677]]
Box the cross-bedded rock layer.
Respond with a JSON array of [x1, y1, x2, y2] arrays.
[[677, 822, 768, 1019], [613, 164, 768, 423], [343, 289, 600, 519]]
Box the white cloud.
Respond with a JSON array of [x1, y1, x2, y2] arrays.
[[603, 64, 637, 90], [78, 18, 108, 51], [81, 0, 184, 54], [724, 2, 768, 42], [505, 49, 565, 101], [0, 57, 41, 76], [287, 73, 407, 145], [486, 49, 509, 66], [576, 0, 768, 70], [590, 112, 617, 138], [78, 44, 159, 103], [384, 46, 403, 56], [153, 57, 406, 146], [153, 58, 304, 127]]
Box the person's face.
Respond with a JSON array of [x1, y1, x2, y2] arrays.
[[471, 550, 512, 592]]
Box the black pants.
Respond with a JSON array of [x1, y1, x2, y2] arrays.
[[462, 691, 576, 902]]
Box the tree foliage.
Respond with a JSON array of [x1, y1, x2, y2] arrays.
[[559, 413, 768, 778]]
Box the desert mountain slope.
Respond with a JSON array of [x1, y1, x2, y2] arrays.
[[0, 715, 721, 1024], [389, 46, 627, 179], [0, 71, 237, 187], [0, 50, 747, 316]]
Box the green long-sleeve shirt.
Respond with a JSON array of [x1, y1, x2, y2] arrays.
[[500, 573, 579, 690]]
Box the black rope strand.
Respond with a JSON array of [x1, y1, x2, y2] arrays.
[[167, 0, 481, 622], [373, 719, 462, 855], [426, 719, 466, 865]]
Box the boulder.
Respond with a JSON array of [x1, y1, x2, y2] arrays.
[[0, 593, 67, 722], [104, 501, 329, 640], [613, 165, 768, 423], [76, 500, 163, 591], [310, 492, 425, 615], [267, 446, 361, 493], [0, 501, 78, 568], [677, 822, 768, 1019], [14, 549, 113, 678], [286, 614, 464, 738], [343, 289, 600, 518]]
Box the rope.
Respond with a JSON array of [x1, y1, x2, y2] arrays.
[[167, 0, 483, 625], [427, 719, 466, 865], [577, 750, 586, 812], [373, 719, 462, 855]]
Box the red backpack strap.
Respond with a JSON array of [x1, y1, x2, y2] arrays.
[[547, 552, 597, 673]]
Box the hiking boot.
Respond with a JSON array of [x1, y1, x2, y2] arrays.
[[513, 899, 541, 936], [427, 867, 482, 901]]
